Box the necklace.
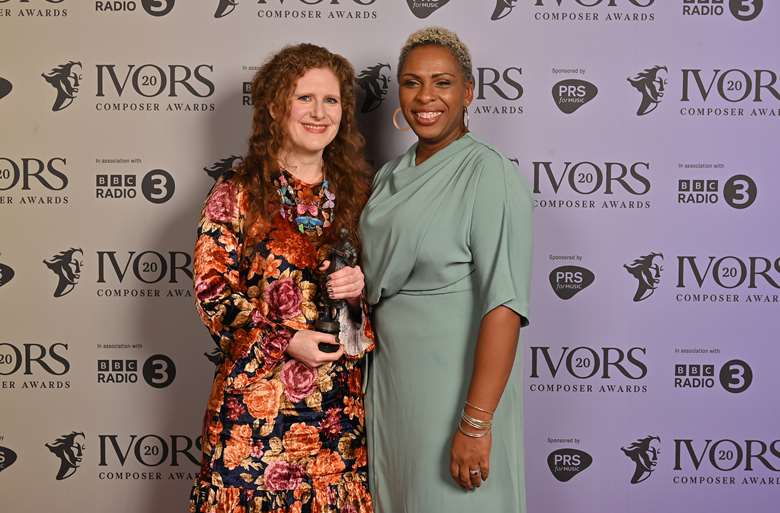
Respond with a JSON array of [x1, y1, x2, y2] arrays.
[[275, 169, 335, 236]]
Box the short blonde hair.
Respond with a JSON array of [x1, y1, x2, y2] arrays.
[[398, 26, 474, 83]]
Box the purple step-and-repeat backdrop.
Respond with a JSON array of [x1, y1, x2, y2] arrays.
[[1, 1, 778, 512]]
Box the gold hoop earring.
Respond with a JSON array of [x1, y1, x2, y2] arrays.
[[392, 107, 411, 132], [463, 107, 470, 129]]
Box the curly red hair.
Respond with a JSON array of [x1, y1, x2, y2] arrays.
[[236, 43, 370, 252]]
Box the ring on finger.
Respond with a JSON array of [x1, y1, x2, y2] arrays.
[[469, 468, 480, 476]]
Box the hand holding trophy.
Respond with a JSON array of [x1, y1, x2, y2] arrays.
[[315, 228, 359, 353]]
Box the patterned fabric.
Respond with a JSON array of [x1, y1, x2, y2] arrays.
[[275, 169, 335, 236], [189, 171, 375, 513]]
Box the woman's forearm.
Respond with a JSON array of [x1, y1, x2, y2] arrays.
[[463, 305, 522, 420]]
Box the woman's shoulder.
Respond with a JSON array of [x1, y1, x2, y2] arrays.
[[465, 135, 530, 194], [200, 170, 250, 230], [372, 146, 414, 184], [464, 134, 513, 170]]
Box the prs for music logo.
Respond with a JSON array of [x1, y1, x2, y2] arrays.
[[406, 0, 449, 18]]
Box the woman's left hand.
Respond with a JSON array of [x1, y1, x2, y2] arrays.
[[450, 429, 491, 491], [320, 261, 364, 306]]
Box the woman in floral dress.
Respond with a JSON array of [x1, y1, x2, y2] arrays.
[[189, 44, 374, 513]]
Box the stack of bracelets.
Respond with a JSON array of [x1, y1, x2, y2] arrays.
[[458, 400, 494, 438]]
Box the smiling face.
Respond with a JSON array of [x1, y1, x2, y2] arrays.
[[281, 67, 342, 161], [398, 45, 474, 151]]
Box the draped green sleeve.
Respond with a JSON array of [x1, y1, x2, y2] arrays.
[[469, 153, 533, 326]]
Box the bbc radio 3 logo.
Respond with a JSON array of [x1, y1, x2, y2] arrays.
[[98, 354, 176, 388], [96, 170, 175, 203], [95, 0, 176, 16], [682, 0, 763, 21], [674, 359, 753, 393], [677, 173, 757, 209]]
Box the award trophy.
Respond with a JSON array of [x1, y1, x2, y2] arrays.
[[315, 229, 358, 353]]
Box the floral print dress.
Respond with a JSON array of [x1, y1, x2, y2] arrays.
[[189, 170, 375, 513]]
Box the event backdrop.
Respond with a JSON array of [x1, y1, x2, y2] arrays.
[[1, 1, 778, 512]]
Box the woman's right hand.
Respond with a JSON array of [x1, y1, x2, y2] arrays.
[[286, 330, 344, 368]]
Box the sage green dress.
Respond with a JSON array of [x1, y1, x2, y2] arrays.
[[359, 133, 533, 513]]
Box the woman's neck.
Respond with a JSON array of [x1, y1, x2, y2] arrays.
[[280, 151, 324, 184], [415, 128, 468, 166]]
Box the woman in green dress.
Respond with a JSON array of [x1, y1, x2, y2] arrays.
[[359, 27, 533, 513]]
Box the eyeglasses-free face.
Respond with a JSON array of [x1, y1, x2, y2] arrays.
[[398, 45, 473, 154]]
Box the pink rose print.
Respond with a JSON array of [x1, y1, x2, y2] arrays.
[[264, 277, 302, 320], [205, 180, 238, 224], [281, 360, 317, 403], [263, 460, 305, 492]]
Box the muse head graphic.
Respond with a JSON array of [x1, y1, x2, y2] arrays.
[[491, 0, 518, 20], [628, 65, 668, 116], [625, 252, 663, 302], [214, 0, 238, 18], [42, 61, 82, 112], [358, 63, 391, 113], [622, 435, 660, 484], [204, 156, 243, 181], [46, 432, 85, 480], [44, 248, 84, 298]]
